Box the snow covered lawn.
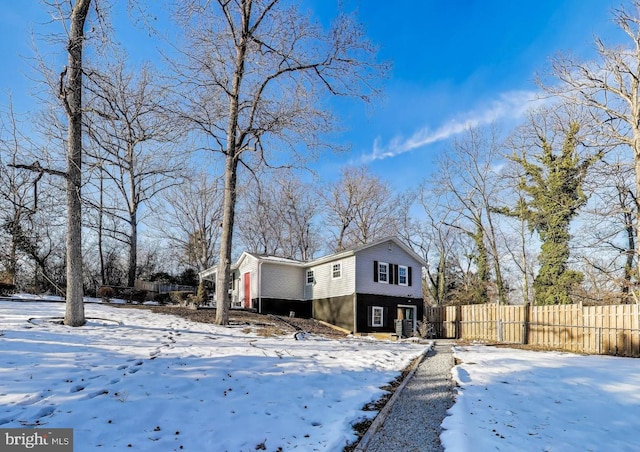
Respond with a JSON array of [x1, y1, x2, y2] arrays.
[[0, 301, 427, 451], [443, 344, 640, 452]]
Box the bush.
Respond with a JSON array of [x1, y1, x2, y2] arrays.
[[0, 283, 15, 297], [186, 294, 200, 309], [97, 286, 115, 302], [169, 291, 194, 307], [130, 290, 147, 302], [195, 281, 206, 305], [154, 293, 172, 305]]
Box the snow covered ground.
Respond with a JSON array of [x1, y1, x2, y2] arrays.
[[5, 298, 639, 452], [443, 344, 640, 452], [0, 300, 427, 451]]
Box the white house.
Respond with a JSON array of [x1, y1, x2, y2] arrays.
[[199, 237, 427, 334]]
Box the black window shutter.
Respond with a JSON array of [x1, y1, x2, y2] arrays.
[[394, 264, 399, 285], [408, 266, 412, 286], [383, 307, 388, 327], [389, 264, 394, 285], [373, 261, 378, 282], [367, 306, 372, 326]]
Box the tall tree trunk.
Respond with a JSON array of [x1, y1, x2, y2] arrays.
[[128, 212, 137, 288], [635, 136, 640, 292], [623, 210, 635, 300], [98, 169, 105, 286], [63, 0, 91, 326], [337, 223, 348, 252], [8, 152, 18, 285], [9, 217, 17, 285], [486, 210, 507, 305], [215, 0, 249, 325], [521, 219, 531, 305], [127, 146, 138, 288], [216, 154, 239, 325], [435, 251, 446, 305]]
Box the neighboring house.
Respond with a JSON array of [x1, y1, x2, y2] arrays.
[[199, 237, 426, 335]]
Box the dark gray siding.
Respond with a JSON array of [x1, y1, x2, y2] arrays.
[[356, 294, 423, 333]]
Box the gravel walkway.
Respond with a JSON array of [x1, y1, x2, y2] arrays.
[[358, 340, 456, 452]]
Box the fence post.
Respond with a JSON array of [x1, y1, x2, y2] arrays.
[[522, 303, 530, 345]]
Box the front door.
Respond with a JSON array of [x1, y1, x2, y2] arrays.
[[397, 305, 417, 335], [243, 273, 251, 309]]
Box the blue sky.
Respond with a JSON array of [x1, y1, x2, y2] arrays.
[[308, 0, 621, 186], [0, 0, 624, 189]]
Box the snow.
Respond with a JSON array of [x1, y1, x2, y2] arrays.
[[0, 300, 427, 451], [442, 344, 640, 452], [8, 298, 638, 451]]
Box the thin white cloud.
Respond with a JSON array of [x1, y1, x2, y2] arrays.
[[363, 90, 542, 162]]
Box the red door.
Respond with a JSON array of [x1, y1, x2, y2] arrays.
[[243, 273, 251, 309]]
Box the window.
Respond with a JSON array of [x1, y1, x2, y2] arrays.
[[378, 262, 388, 283], [371, 306, 384, 327], [332, 262, 342, 279], [306, 270, 314, 285], [398, 265, 408, 286], [375, 261, 412, 286]]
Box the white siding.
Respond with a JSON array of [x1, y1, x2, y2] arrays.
[[221, 238, 424, 305], [355, 239, 422, 298], [237, 255, 260, 304], [261, 263, 305, 300], [305, 256, 355, 300]]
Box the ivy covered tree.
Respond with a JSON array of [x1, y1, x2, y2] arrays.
[[507, 114, 602, 305]]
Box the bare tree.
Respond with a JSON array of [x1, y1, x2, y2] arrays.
[[237, 171, 319, 260], [402, 183, 462, 305], [1, 99, 80, 296], [278, 174, 319, 261], [495, 166, 537, 306], [55, 0, 91, 325], [237, 177, 283, 256], [25, 0, 95, 325], [172, 0, 386, 324], [85, 60, 184, 288], [578, 157, 637, 301], [434, 126, 508, 304], [0, 98, 36, 286], [158, 170, 224, 272], [322, 166, 403, 252], [541, 0, 640, 284], [11, 192, 66, 294]]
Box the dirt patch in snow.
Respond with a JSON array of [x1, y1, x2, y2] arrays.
[[114, 304, 349, 339]]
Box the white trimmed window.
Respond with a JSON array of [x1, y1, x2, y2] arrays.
[[332, 262, 342, 279], [306, 270, 314, 285], [372, 306, 384, 327], [398, 265, 408, 286], [378, 262, 388, 283]]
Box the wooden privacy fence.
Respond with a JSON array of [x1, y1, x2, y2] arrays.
[[425, 303, 640, 357]]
